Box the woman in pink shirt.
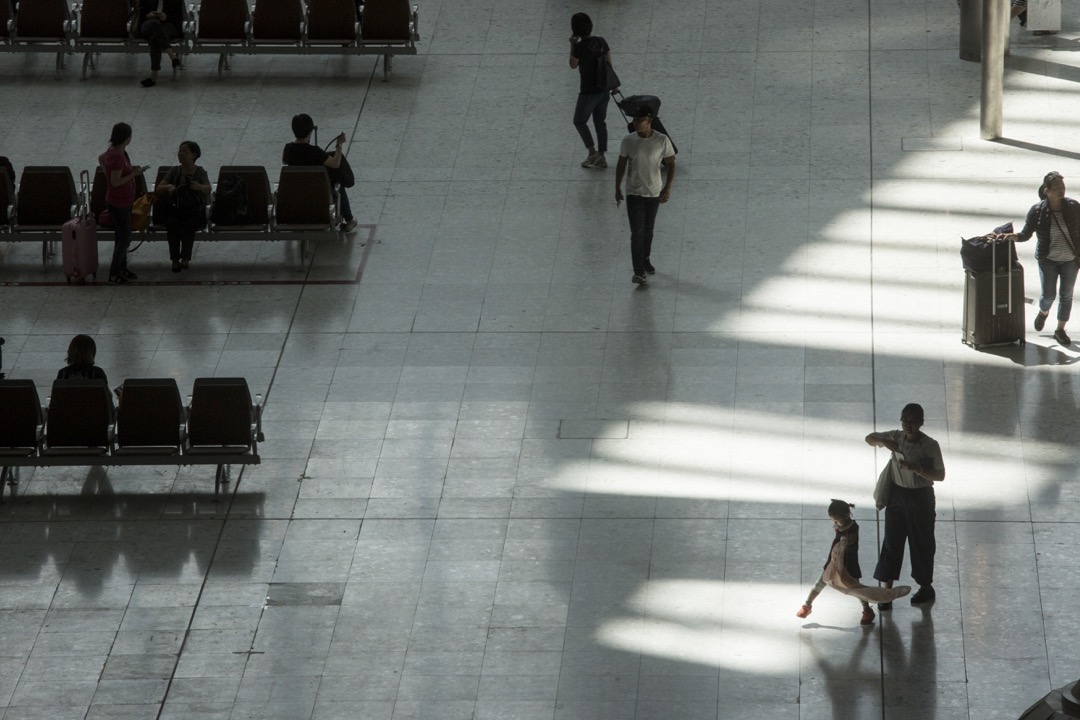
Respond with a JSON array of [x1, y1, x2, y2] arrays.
[[99, 123, 146, 285]]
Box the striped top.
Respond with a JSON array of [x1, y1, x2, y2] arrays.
[[1047, 210, 1076, 262]]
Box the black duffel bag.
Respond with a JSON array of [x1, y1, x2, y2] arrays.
[[961, 222, 1018, 273]]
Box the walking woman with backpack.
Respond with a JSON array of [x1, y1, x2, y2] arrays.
[[569, 13, 615, 169]]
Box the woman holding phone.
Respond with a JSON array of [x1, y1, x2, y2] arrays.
[[99, 122, 146, 285], [864, 403, 946, 608]]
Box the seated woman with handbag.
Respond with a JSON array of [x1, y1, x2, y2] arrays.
[[155, 141, 210, 272]]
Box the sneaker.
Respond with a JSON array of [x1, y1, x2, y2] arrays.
[[1054, 329, 1072, 346], [123, 269, 138, 280], [860, 607, 876, 625], [632, 274, 647, 285], [795, 603, 812, 619], [590, 154, 607, 169], [341, 218, 358, 232], [171, 260, 182, 273], [910, 586, 936, 605], [644, 259, 655, 274], [1035, 311, 1047, 331], [581, 152, 600, 168], [108, 274, 130, 285], [878, 601, 892, 611]]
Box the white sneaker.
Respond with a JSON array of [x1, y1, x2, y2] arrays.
[[590, 154, 607, 169]]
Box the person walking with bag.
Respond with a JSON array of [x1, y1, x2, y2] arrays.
[[156, 141, 210, 273], [999, 171, 1080, 346], [865, 403, 945, 608], [569, 12, 615, 169]]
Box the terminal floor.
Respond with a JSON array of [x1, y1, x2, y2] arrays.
[[3, 1, 1080, 718]]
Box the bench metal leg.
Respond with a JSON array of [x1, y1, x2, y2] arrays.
[[383, 53, 391, 81], [81, 52, 91, 80], [214, 463, 232, 495], [1, 466, 18, 504]]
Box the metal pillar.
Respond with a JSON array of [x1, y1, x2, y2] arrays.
[[981, 0, 1008, 139]]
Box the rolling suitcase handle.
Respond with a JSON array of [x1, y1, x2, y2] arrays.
[[989, 236, 1014, 316]]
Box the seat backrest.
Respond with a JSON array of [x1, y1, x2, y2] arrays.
[[16, 166, 78, 228], [212, 165, 271, 227], [150, 165, 170, 227], [117, 378, 183, 449], [0, 0, 12, 40], [79, 0, 133, 40], [251, 0, 303, 41], [188, 378, 253, 448], [16, 0, 73, 40], [46, 379, 114, 449], [0, 172, 13, 228], [275, 166, 332, 226], [197, 0, 250, 41], [307, 0, 357, 41], [360, 0, 411, 41], [0, 380, 43, 450]]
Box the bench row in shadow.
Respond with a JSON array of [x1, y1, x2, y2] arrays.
[[0, 163, 346, 272], [0, 0, 419, 80], [0, 376, 264, 499]]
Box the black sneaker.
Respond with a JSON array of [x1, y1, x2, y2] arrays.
[[644, 259, 655, 274], [1034, 312, 1047, 331], [123, 269, 138, 280], [1054, 329, 1071, 346], [878, 602, 892, 611], [910, 586, 936, 605], [108, 275, 130, 285]]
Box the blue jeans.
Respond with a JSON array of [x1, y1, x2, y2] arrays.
[[573, 91, 609, 152], [626, 195, 660, 276], [1037, 257, 1079, 321], [108, 204, 132, 278]]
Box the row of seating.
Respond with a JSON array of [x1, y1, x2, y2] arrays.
[[0, 0, 419, 80], [0, 163, 343, 272], [0, 376, 264, 499]]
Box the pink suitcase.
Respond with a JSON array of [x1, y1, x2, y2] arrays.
[[62, 170, 98, 284]]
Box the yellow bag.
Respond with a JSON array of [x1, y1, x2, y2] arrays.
[[131, 193, 155, 231]]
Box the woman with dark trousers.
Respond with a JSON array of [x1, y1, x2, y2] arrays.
[[138, 0, 183, 87], [99, 123, 145, 285], [156, 141, 210, 272], [569, 12, 614, 169], [865, 403, 946, 608], [1000, 171, 1080, 346]]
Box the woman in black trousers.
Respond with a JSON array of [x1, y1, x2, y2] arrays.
[[865, 403, 946, 607]]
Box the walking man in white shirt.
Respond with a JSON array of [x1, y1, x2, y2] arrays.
[[615, 106, 676, 285]]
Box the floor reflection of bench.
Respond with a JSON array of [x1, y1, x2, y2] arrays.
[[0, 376, 264, 502]]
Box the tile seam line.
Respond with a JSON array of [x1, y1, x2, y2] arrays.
[[863, 2, 886, 715]]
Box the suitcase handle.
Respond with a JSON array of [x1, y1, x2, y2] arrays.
[[78, 169, 91, 220], [989, 236, 1014, 316]]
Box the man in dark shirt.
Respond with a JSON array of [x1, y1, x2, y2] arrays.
[[282, 114, 357, 232]]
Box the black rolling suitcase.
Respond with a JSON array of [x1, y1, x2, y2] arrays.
[[611, 90, 679, 154], [961, 230, 1025, 350]]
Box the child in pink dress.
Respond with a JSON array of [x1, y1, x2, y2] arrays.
[[796, 499, 911, 625]]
